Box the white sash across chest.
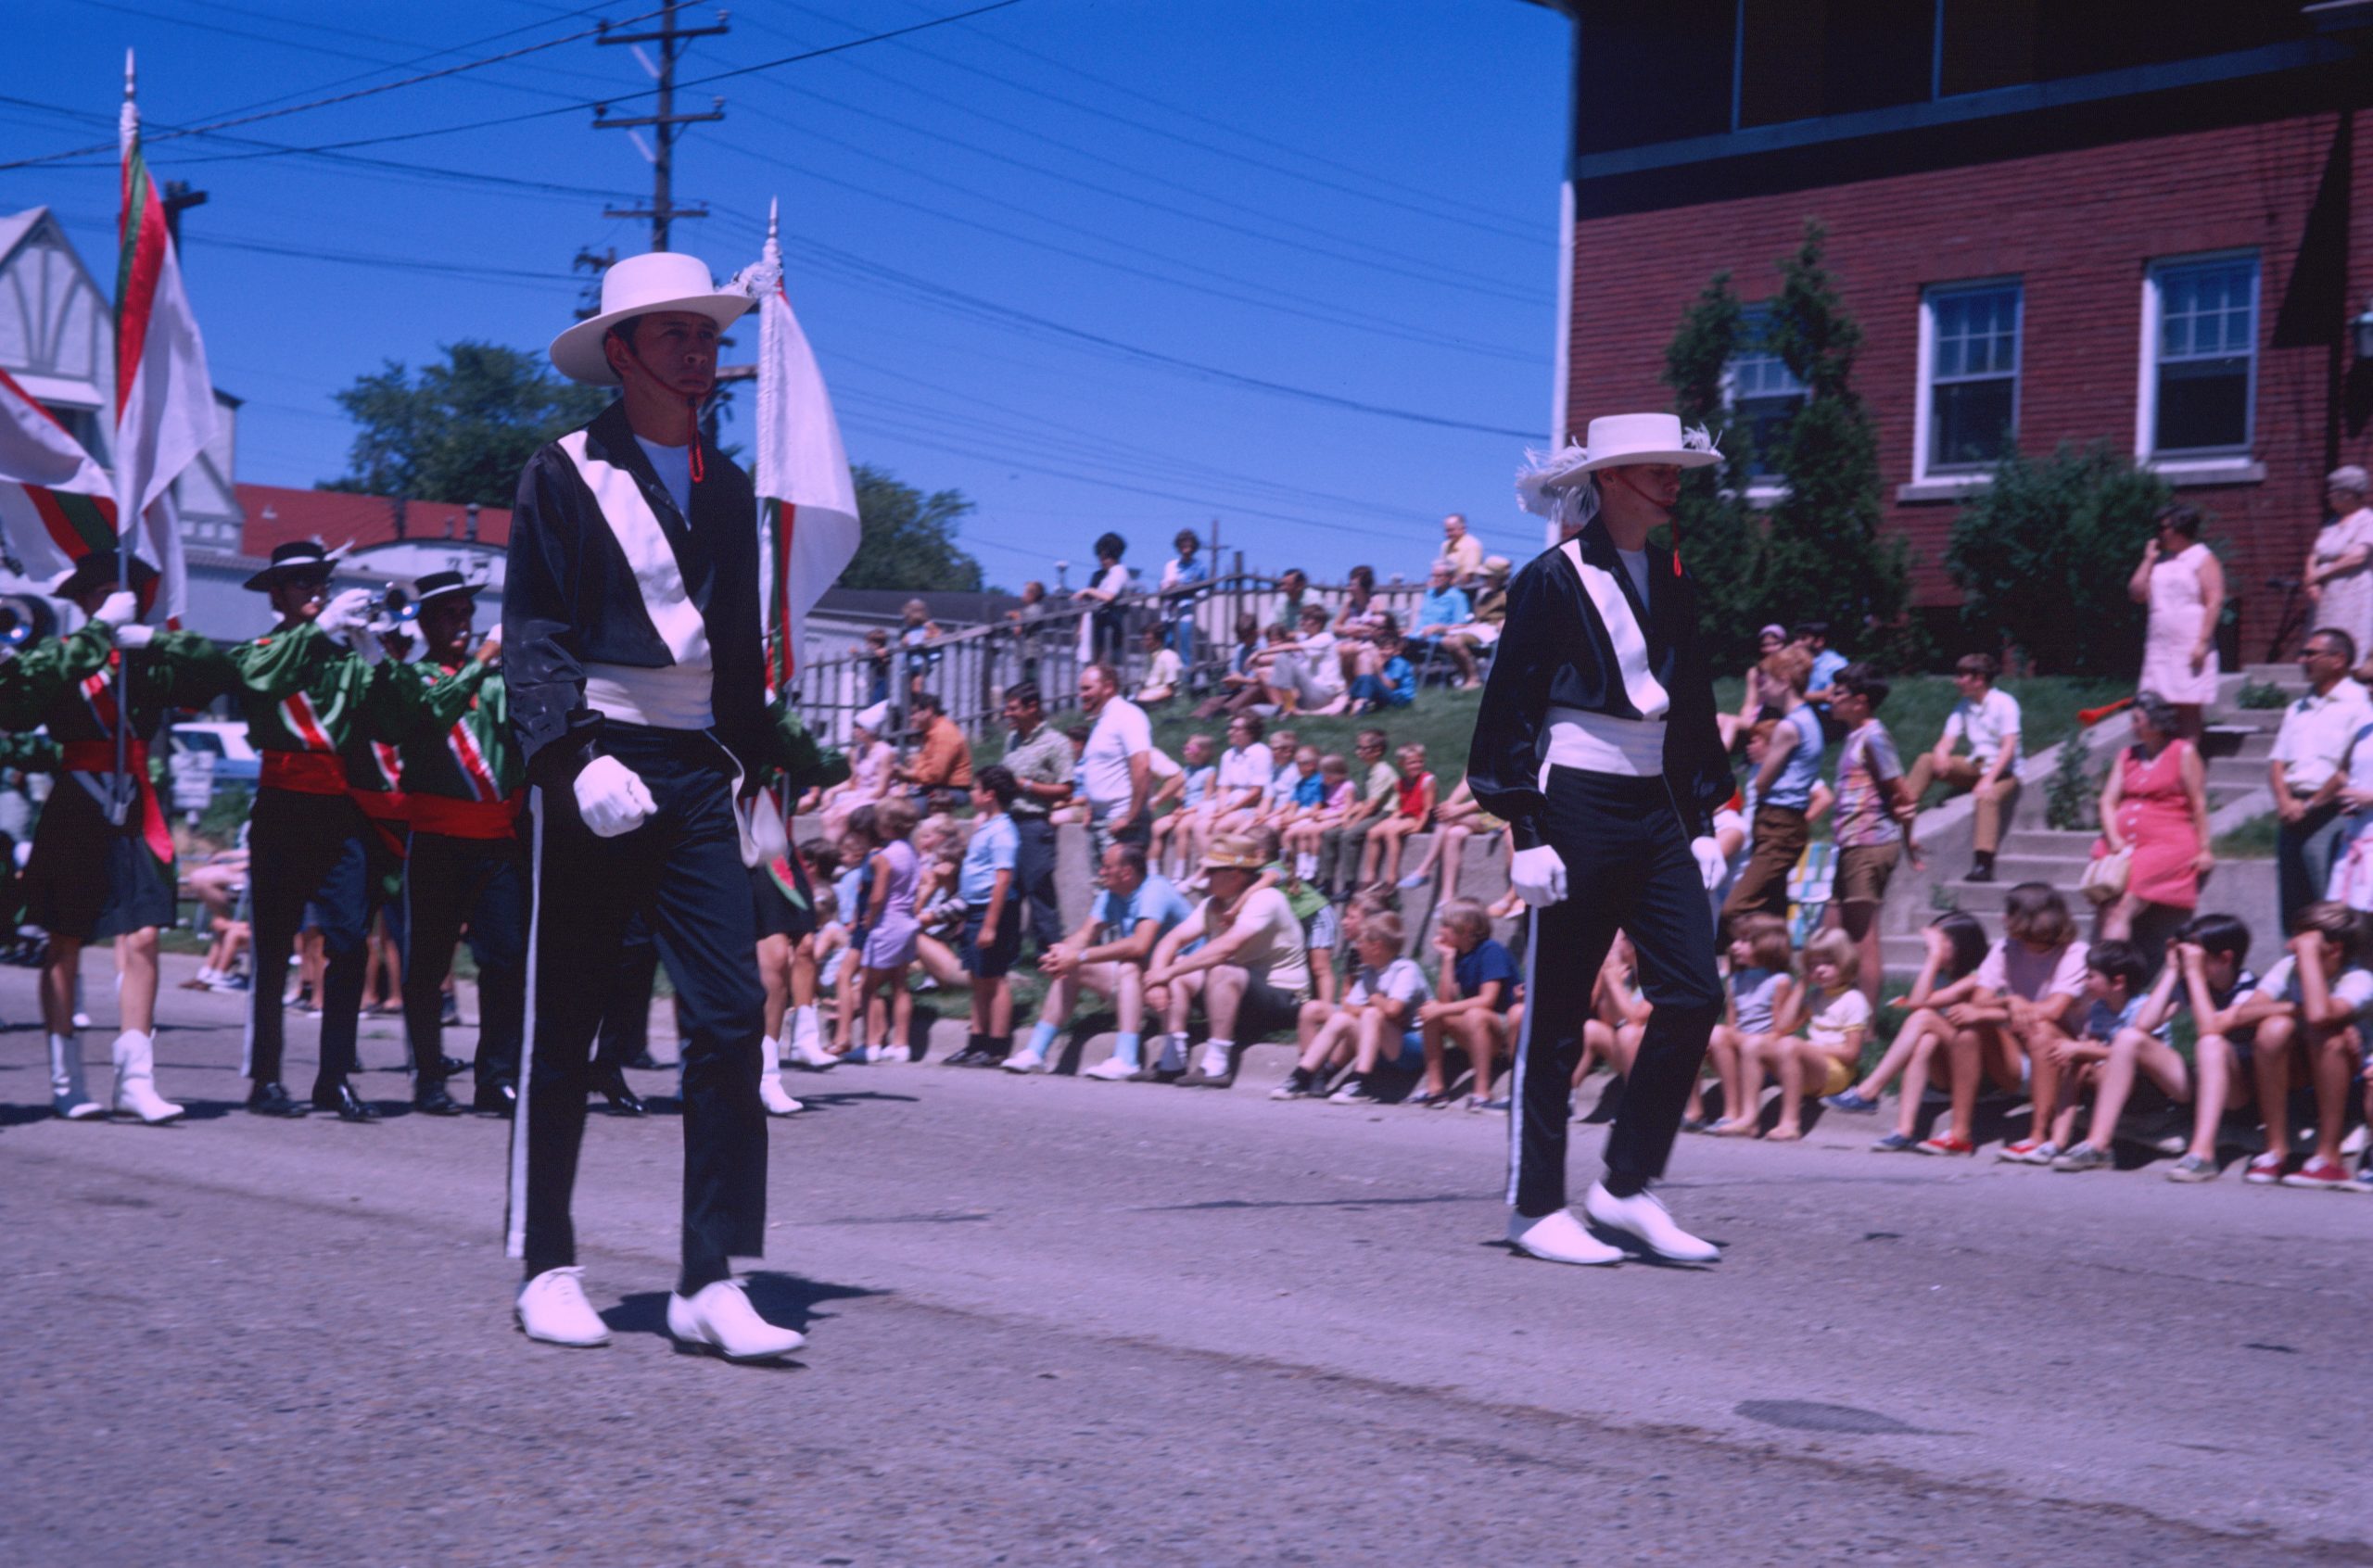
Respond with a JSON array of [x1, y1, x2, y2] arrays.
[[558, 429, 712, 672], [1559, 538, 1667, 718]]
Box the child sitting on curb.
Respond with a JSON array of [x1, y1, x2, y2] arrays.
[[1415, 899, 1518, 1112], [1274, 912, 1431, 1104], [1707, 913, 1794, 1136], [2237, 901, 2373, 1190], [2038, 940, 2172, 1170], [1738, 929, 1869, 1143]]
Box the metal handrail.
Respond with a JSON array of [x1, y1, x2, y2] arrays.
[[790, 571, 1452, 746]]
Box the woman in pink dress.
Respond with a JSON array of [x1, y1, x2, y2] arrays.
[[2092, 694, 2213, 940], [2129, 504, 2223, 742]]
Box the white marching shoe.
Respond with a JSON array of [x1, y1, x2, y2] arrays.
[[1506, 1208, 1623, 1267], [109, 1030, 184, 1124], [757, 1030, 803, 1117], [1582, 1182, 1720, 1262], [666, 1278, 806, 1361], [786, 1006, 836, 1069], [48, 1032, 102, 1120], [516, 1267, 612, 1347]]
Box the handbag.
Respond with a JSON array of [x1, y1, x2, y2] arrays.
[[2079, 843, 2131, 905]]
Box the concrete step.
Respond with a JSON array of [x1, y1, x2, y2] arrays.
[[2001, 827, 2099, 856], [2207, 756, 2275, 788], [1936, 879, 2081, 916], [2200, 727, 2278, 757], [1989, 852, 2094, 880]]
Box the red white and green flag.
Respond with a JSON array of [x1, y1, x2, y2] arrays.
[[111, 52, 211, 623], [0, 363, 115, 583], [746, 202, 859, 689]]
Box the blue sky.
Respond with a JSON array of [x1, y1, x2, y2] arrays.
[[2, 0, 1571, 588]]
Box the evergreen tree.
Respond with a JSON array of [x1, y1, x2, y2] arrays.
[[1659, 272, 1764, 672], [1759, 222, 1906, 657]]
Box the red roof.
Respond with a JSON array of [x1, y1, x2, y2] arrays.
[[235, 483, 511, 558]]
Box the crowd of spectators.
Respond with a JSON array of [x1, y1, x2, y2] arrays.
[[775, 496, 2373, 1193]]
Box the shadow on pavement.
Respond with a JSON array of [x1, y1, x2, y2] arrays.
[[603, 1271, 886, 1341]]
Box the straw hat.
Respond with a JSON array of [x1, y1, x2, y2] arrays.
[[1200, 834, 1266, 873]]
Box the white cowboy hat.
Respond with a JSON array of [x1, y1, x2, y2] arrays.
[[1515, 412, 1721, 518], [549, 251, 754, 386]]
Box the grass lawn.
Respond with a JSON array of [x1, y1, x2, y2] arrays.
[[2212, 813, 2278, 859]]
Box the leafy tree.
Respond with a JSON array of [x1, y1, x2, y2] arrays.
[[1943, 443, 2173, 677], [1759, 222, 1907, 655], [844, 463, 983, 592], [1659, 271, 1765, 671], [324, 342, 605, 506]]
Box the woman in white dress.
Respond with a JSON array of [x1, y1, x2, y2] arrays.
[[2130, 503, 2224, 741], [2303, 465, 2373, 663], [819, 702, 896, 841], [1073, 530, 1133, 667]]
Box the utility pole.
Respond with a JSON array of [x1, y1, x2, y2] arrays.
[[160, 178, 206, 249], [591, 3, 728, 252]]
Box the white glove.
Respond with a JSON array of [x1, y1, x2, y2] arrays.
[[318, 588, 373, 640], [353, 627, 387, 666], [1691, 835, 1728, 893], [746, 796, 788, 866], [573, 754, 656, 839], [1508, 843, 1568, 909], [114, 624, 156, 650], [93, 591, 138, 628]]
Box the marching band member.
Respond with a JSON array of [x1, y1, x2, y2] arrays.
[[502, 252, 804, 1361]]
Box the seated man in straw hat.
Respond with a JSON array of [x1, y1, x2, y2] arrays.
[[1142, 833, 1314, 1087], [1468, 411, 1734, 1268], [501, 251, 803, 1363]]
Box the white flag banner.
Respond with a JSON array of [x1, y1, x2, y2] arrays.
[[115, 57, 216, 587], [744, 205, 860, 687], [0, 366, 113, 583]]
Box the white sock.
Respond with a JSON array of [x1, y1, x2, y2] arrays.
[[1294, 852, 1317, 879], [1199, 1040, 1233, 1077]]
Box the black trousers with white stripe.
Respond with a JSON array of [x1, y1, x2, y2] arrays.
[[402, 826, 528, 1093], [1508, 767, 1722, 1218], [508, 725, 767, 1296]]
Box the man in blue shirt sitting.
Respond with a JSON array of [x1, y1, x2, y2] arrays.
[[1009, 841, 1193, 1079], [1408, 560, 1474, 683]]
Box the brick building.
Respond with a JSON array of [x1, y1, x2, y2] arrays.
[[1531, 0, 2373, 658]]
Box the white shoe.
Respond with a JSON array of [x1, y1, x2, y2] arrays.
[[1082, 1056, 1136, 1081], [1001, 1048, 1045, 1074], [1582, 1182, 1719, 1262], [757, 1030, 802, 1116], [516, 1267, 611, 1347], [1506, 1209, 1622, 1267], [109, 1031, 184, 1124], [47, 1032, 101, 1120], [666, 1278, 806, 1361]]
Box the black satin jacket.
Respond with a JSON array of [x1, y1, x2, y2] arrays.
[[1464, 518, 1732, 849], [502, 400, 769, 790]]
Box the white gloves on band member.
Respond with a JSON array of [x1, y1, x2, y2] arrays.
[[1690, 835, 1727, 892], [1508, 834, 1728, 908], [317, 588, 374, 644], [114, 625, 156, 649], [93, 591, 138, 628], [574, 754, 656, 838], [1508, 844, 1567, 908]]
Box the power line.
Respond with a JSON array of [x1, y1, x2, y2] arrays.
[[0, 7, 662, 171], [704, 119, 1534, 362], [768, 2, 1545, 247], [91, 1, 1028, 166]]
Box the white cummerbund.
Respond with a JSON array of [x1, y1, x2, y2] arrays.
[[584, 660, 714, 730], [1542, 703, 1665, 778]]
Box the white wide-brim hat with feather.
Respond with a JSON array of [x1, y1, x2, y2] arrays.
[[550, 251, 754, 386], [1515, 412, 1721, 518]]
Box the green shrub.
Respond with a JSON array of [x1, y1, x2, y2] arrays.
[[1943, 444, 2175, 677], [2236, 681, 2290, 710], [2043, 723, 2105, 831]]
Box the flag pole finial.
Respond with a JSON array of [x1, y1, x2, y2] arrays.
[[124, 48, 135, 99]]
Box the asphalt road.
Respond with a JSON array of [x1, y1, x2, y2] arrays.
[[6, 954, 2370, 1566]]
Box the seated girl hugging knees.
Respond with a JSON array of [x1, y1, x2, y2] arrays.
[[1834, 910, 1988, 1138], [2038, 939, 2176, 1171], [1274, 911, 1430, 1105], [1976, 884, 2090, 1165], [1739, 929, 1869, 1143], [2236, 901, 2373, 1190]]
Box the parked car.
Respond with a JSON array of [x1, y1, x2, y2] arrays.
[[171, 722, 260, 785]]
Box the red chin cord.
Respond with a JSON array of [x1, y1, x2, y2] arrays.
[[687, 396, 704, 486]]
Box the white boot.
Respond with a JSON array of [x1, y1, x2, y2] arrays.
[[667, 1278, 806, 1361], [758, 1028, 803, 1117], [109, 1030, 184, 1124], [48, 1032, 101, 1120], [786, 1005, 835, 1069], [1582, 1182, 1720, 1262]]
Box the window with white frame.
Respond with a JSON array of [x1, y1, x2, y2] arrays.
[[1728, 307, 1805, 481], [1920, 282, 2021, 474], [2144, 253, 2257, 459]]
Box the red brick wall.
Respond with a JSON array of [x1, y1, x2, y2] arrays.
[[1566, 110, 2373, 660]]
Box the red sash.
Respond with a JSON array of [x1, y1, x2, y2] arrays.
[[407, 793, 523, 841], [59, 740, 173, 865], [260, 750, 349, 795]]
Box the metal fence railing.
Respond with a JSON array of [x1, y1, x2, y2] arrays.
[[790, 568, 1448, 748]]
